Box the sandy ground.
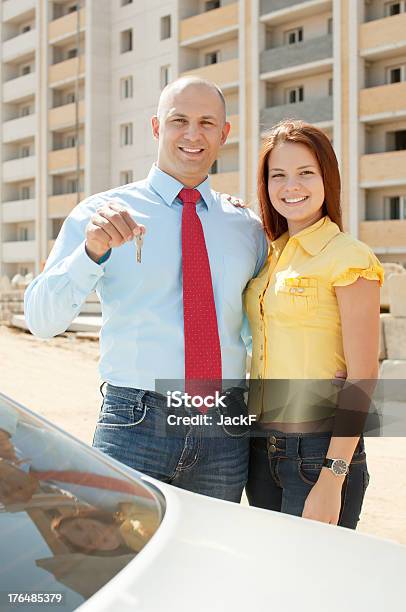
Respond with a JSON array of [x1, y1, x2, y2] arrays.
[[0, 324, 405, 545]]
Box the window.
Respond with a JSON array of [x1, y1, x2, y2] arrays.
[[205, 50, 220, 66], [66, 92, 76, 103], [328, 78, 333, 96], [205, 0, 221, 10], [121, 0, 133, 5], [284, 27, 303, 45], [19, 267, 29, 276], [21, 145, 31, 158], [67, 178, 79, 193], [67, 48, 78, 59], [52, 219, 65, 239], [121, 29, 133, 53], [387, 130, 406, 151], [285, 86, 304, 104], [327, 17, 333, 34], [21, 186, 31, 200], [120, 170, 133, 185], [210, 160, 218, 174], [21, 105, 31, 117], [384, 1, 403, 16], [19, 227, 29, 241], [120, 123, 133, 146], [65, 135, 77, 148], [21, 65, 31, 75], [386, 65, 405, 84], [67, 3, 79, 13], [160, 65, 171, 89], [384, 196, 406, 220], [120, 76, 133, 99], [160, 15, 171, 40], [21, 25, 31, 34]]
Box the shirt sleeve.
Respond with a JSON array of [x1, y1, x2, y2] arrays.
[[24, 196, 108, 339], [331, 240, 384, 288]]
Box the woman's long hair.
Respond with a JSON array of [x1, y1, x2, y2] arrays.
[[257, 120, 343, 241]]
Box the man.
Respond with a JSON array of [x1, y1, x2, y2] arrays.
[[24, 76, 268, 502]]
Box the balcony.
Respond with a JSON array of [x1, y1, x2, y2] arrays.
[[182, 59, 239, 91], [49, 101, 85, 131], [260, 34, 332, 78], [2, 72, 36, 103], [49, 56, 85, 87], [261, 97, 332, 129], [360, 151, 406, 188], [2, 0, 35, 23], [261, 0, 332, 22], [180, 3, 238, 47], [2, 114, 36, 143], [48, 193, 84, 218], [48, 145, 85, 173], [360, 82, 406, 122], [360, 13, 406, 59], [48, 8, 86, 43], [2, 241, 36, 263], [2, 156, 36, 183], [2, 199, 36, 223], [210, 171, 239, 196], [359, 220, 406, 249], [2, 29, 36, 63]]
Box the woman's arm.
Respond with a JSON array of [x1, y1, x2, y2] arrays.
[[302, 277, 380, 524]]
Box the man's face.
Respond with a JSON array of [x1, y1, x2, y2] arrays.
[[152, 84, 230, 187]]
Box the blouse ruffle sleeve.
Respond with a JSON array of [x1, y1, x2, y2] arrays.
[[331, 240, 384, 288]]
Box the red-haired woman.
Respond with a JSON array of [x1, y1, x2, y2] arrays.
[[244, 120, 383, 528]]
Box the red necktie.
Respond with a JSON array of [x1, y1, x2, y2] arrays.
[[179, 188, 222, 403]]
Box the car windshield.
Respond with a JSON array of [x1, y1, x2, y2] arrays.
[[0, 394, 164, 612]]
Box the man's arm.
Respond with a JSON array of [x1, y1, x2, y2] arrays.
[[24, 198, 145, 339]]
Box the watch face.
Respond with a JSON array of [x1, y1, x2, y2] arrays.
[[332, 459, 348, 475]]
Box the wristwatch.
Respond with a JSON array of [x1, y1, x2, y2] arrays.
[[322, 457, 349, 476]]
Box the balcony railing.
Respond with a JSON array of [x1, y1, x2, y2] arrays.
[[360, 82, 406, 120], [49, 101, 85, 130], [261, 34, 332, 75], [359, 220, 406, 249], [48, 145, 85, 173], [2, 199, 36, 224], [2, 156, 36, 183], [48, 193, 84, 218], [2, 0, 35, 23], [210, 171, 239, 196], [2, 72, 36, 103], [360, 13, 406, 57], [2, 29, 36, 63], [2, 114, 36, 143], [2, 240, 36, 263], [49, 56, 85, 86], [180, 3, 238, 46], [360, 150, 406, 187], [48, 8, 86, 42], [261, 97, 332, 128], [182, 59, 239, 90]]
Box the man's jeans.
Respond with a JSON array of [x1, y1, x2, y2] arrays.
[[92, 384, 249, 503], [246, 431, 370, 529]]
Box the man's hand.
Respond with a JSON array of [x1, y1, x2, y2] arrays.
[[0, 460, 38, 505], [85, 201, 146, 263], [224, 194, 247, 209], [0, 429, 17, 462]]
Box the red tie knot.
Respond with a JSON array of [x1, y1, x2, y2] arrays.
[[178, 188, 200, 206]]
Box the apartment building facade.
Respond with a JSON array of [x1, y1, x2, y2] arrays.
[[0, 0, 405, 279]]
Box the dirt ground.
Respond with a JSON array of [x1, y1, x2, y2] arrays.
[[0, 324, 405, 545]]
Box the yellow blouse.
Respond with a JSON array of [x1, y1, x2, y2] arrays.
[[244, 216, 384, 424]]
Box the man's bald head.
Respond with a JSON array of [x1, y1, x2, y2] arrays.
[[157, 77, 227, 124]]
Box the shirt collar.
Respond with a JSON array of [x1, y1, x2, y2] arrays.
[[147, 164, 213, 209], [271, 216, 340, 256]]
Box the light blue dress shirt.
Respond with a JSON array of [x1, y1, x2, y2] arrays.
[[24, 165, 268, 391]]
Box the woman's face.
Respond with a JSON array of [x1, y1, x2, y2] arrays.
[[267, 141, 325, 233], [59, 518, 122, 552]]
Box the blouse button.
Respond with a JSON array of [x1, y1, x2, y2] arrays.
[[297, 287, 304, 293], [290, 288, 296, 294]]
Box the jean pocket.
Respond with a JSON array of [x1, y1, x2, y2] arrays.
[[297, 457, 324, 486], [97, 401, 148, 428]]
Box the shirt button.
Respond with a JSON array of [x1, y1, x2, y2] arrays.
[[269, 444, 276, 453], [270, 435, 276, 444]]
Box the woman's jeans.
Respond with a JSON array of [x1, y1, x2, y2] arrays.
[[246, 431, 370, 529], [93, 384, 249, 503]]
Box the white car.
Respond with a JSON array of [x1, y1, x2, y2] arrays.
[[0, 392, 405, 612]]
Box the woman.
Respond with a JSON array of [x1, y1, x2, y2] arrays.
[[244, 120, 383, 528]]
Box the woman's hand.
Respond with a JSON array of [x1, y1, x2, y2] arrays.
[[224, 194, 247, 208], [302, 469, 345, 525]]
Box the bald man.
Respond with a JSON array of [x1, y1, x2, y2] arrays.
[[25, 77, 267, 502]]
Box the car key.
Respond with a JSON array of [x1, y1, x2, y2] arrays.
[[134, 232, 144, 263]]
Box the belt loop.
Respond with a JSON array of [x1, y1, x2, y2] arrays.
[[285, 435, 299, 458], [99, 381, 106, 398]]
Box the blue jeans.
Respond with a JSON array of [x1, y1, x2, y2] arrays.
[[92, 384, 249, 502], [246, 431, 370, 529]]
